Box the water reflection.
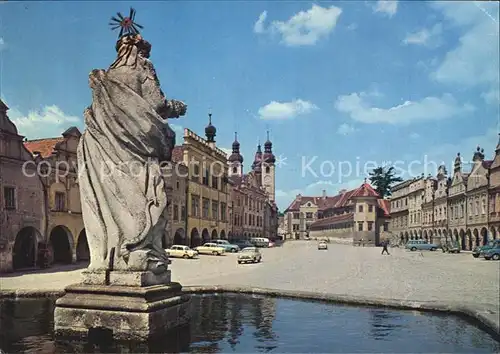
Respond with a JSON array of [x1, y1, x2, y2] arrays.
[[0, 294, 498, 353]]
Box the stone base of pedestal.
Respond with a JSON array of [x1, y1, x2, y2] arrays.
[[54, 282, 191, 341], [81, 270, 172, 287]]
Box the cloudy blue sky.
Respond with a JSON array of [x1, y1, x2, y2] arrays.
[[1, 1, 498, 210]]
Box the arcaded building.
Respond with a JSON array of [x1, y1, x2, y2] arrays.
[[0, 100, 46, 272]]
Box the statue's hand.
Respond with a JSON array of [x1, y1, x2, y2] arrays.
[[171, 100, 187, 118]]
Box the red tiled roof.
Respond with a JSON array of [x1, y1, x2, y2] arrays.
[[172, 145, 184, 163], [24, 137, 64, 158], [310, 213, 354, 228], [350, 183, 380, 198], [285, 182, 379, 212], [378, 199, 390, 217]]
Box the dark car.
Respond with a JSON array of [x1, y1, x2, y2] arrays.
[[232, 240, 254, 250], [483, 244, 500, 261], [472, 240, 500, 258]]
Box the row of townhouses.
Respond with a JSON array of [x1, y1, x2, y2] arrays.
[[0, 100, 278, 273], [390, 139, 500, 250]]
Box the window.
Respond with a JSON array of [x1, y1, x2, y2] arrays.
[[358, 222, 363, 231], [266, 166, 270, 173], [203, 169, 209, 186], [232, 167, 237, 174], [4, 187, 15, 210], [358, 205, 363, 212], [368, 205, 373, 212], [212, 176, 218, 189], [293, 213, 299, 219], [191, 195, 200, 217], [460, 204, 464, 218], [173, 204, 179, 221], [176, 180, 180, 190], [221, 202, 226, 222], [367, 221, 373, 231], [475, 200, 479, 216], [245, 213, 248, 225], [181, 206, 186, 220], [306, 212, 313, 219], [192, 163, 200, 182], [55, 192, 66, 211], [211, 200, 219, 220], [202, 198, 210, 218]]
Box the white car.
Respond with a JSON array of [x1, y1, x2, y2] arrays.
[[194, 243, 225, 256], [318, 241, 328, 250], [165, 245, 197, 259]]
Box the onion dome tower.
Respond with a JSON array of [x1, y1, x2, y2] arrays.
[[205, 111, 216, 144], [252, 142, 263, 174], [261, 130, 276, 202], [228, 132, 244, 177]]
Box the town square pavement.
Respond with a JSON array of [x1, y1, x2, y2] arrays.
[[1, 241, 498, 329]]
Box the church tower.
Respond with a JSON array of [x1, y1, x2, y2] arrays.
[[262, 131, 276, 202], [228, 132, 243, 177]]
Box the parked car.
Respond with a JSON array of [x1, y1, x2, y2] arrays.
[[483, 244, 500, 260], [441, 241, 460, 253], [318, 241, 328, 250], [213, 239, 240, 253], [405, 240, 439, 251], [233, 240, 254, 250], [250, 237, 270, 248], [472, 240, 500, 258], [194, 243, 225, 256], [165, 245, 197, 259], [237, 247, 262, 264]]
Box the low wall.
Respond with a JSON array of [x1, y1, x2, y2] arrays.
[[1, 286, 498, 338]]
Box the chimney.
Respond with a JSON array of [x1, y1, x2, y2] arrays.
[[322, 190, 326, 199], [296, 194, 302, 202]]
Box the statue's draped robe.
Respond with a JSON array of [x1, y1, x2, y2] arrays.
[[78, 44, 172, 271]]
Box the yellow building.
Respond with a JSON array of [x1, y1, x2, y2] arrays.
[[172, 114, 230, 247]]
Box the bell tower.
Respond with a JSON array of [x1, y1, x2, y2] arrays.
[[262, 130, 276, 202], [228, 132, 243, 177]]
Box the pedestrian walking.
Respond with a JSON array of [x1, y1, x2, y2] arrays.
[[381, 239, 390, 255]]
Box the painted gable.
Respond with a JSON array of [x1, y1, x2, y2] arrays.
[[467, 162, 488, 191]]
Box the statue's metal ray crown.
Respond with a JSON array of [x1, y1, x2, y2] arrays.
[[109, 7, 143, 38]]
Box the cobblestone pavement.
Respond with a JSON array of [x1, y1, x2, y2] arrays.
[[1, 241, 498, 325]]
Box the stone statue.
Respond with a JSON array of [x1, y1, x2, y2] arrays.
[[77, 32, 186, 274]]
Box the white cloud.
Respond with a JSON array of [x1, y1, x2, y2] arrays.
[[255, 4, 342, 46], [431, 2, 499, 99], [334, 91, 474, 125], [254, 11, 267, 34], [258, 99, 318, 120], [337, 123, 357, 136], [402, 23, 443, 47], [9, 105, 81, 139], [347, 23, 358, 31], [373, 0, 398, 17], [409, 132, 420, 139], [0, 37, 5, 51]]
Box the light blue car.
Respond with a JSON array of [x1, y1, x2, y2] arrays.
[[213, 239, 240, 253], [405, 240, 439, 251]]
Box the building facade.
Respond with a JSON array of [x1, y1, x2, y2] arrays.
[[390, 180, 411, 242], [24, 127, 86, 265], [390, 140, 500, 248], [286, 182, 390, 246], [172, 115, 231, 247], [0, 100, 46, 272]]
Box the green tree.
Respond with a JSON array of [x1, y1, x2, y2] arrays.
[[368, 166, 403, 198]]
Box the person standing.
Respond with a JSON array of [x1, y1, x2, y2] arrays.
[[381, 239, 390, 255]]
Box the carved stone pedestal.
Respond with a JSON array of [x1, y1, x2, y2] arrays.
[[54, 281, 191, 341]]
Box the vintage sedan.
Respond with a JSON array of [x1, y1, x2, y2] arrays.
[[237, 247, 262, 264], [194, 243, 225, 256], [213, 239, 240, 253], [483, 244, 500, 261], [473, 240, 500, 258], [405, 240, 439, 251], [165, 245, 197, 259], [318, 241, 328, 250]]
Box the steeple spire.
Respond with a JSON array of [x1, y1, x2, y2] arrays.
[[228, 131, 243, 163]]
